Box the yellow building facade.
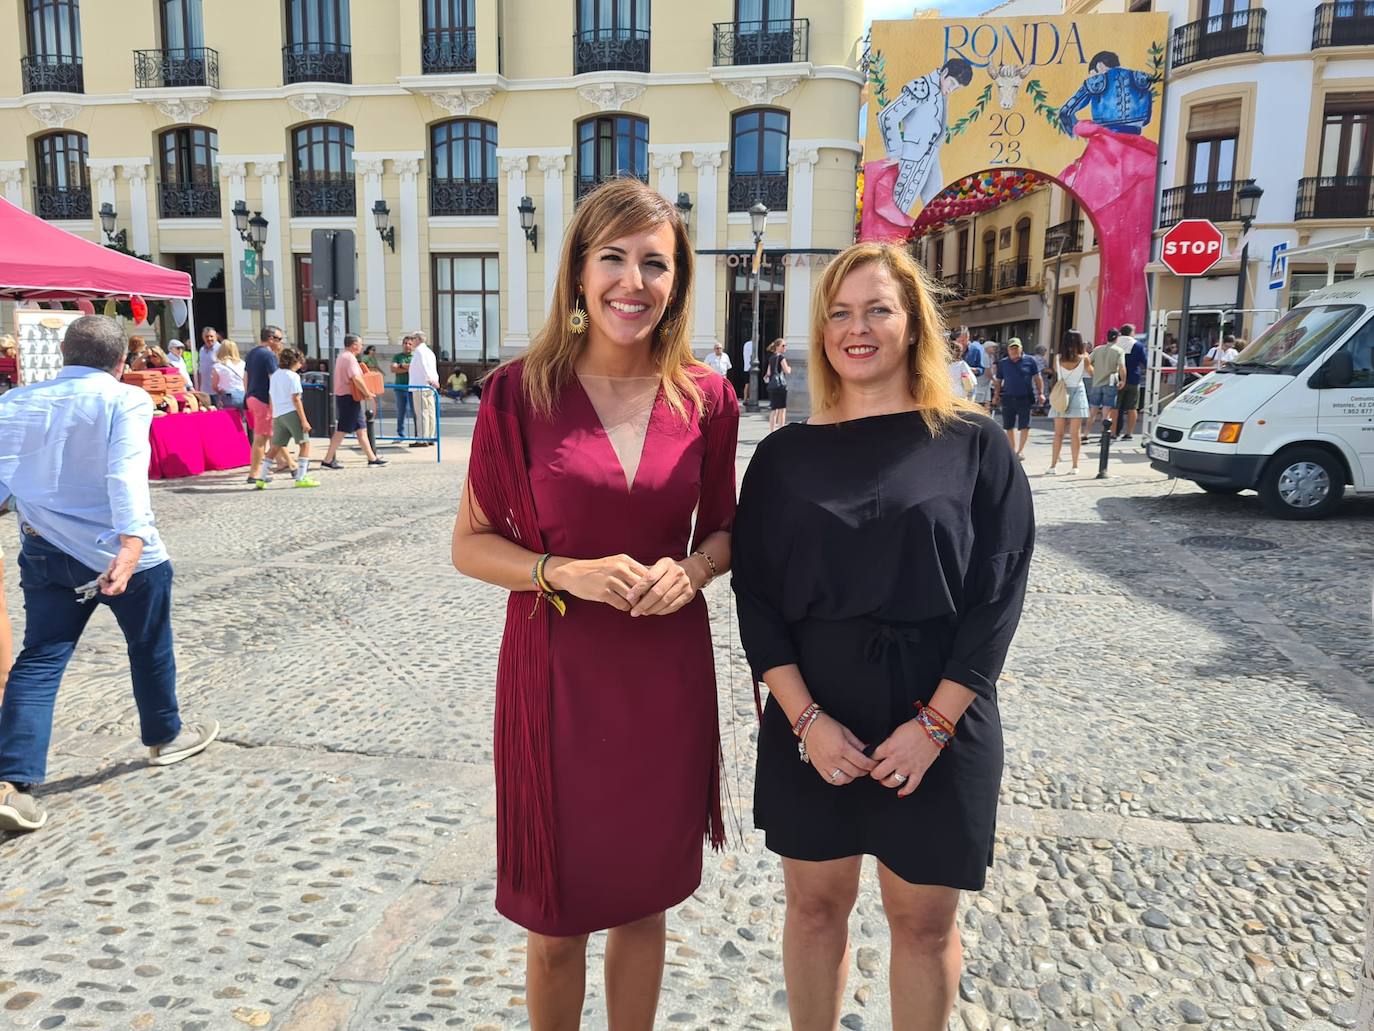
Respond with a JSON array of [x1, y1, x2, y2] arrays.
[[0, 0, 864, 373]]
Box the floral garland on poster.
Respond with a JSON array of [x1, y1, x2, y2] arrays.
[[907, 170, 1047, 238]]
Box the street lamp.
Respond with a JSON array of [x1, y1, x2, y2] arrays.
[[518, 195, 538, 252], [746, 200, 769, 414], [98, 201, 127, 249], [675, 191, 693, 231], [232, 199, 270, 338], [371, 199, 396, 252], [1232, 180, 1264, 338]]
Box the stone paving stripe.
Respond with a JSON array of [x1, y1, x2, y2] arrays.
[[419, 820, 497, 885], [331, 882, 455, 984], [278, 983, 362, 1031]]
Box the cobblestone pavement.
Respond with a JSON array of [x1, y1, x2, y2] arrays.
[[1, 412, 1371, 1031]]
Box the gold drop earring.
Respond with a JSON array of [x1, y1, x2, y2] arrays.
[[568, 290, 588, 335]]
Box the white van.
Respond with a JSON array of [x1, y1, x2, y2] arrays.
[[1148, 255, 1374, 519]]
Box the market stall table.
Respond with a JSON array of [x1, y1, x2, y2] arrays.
[[149, 409, 250, 480]]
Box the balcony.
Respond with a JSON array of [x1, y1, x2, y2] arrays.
[[573, 28, 650, 75], [422, 27, 477, 74], [728, 171, 788, 212], [574, 171, 648, 204], [1043, 218, 1083, 257], [1171, 7, 1264, 68], [940, 272, 969, 299], [134, 47, 219, 89], [158, 181, 221, 219], [712, 19, 809, 66], [430, 177, 497, 216], [973, 265, 997, 296], [1314, 1, 1374, 47], [1158, 179, 1257, 227], [34, 184, 91, 220], [1296, 175, 1374, 219], [291, 174, 356, 217], [21, 54, 83, 93], [996, 259, 1037, 292], [283, 42, 351, 85]]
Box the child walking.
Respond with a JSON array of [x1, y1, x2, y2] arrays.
[[261, 348, 320, 489]]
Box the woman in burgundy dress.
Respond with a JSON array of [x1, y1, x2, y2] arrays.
[[451, 178, 738, 1030]]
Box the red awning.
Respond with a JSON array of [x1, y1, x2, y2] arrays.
[[0, 196, 192, 300]]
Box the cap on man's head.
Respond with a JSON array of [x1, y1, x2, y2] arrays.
[[169, 340, 186, 350], [1006, 338, 1023, 350]]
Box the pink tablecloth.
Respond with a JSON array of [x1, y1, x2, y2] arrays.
[[149, 409, 250, 480]]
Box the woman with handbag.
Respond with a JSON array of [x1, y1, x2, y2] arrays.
[[1047, 329, 1092, 476], [451, 177, 738, 1030], [766, 338, 792, 431], [733, 242, 1034, 1030]]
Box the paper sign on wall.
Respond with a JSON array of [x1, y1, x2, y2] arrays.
[[14, 309, 82, 384]]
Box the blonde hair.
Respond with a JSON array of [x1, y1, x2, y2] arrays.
[[145, 345, 170, 368], [0, 334, 16, 356], [517, 177, 702, 421], [810, 242, 979, 434], [216, 339, 241, 363]]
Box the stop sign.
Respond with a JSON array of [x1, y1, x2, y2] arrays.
[[1160, 218, 1226, 277]]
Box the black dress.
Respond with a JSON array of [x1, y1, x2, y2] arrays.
[[732, 411, 1034, 890]]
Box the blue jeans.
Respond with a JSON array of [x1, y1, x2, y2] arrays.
[[0, 534, 180, 785], [395, 388, 411, 436]]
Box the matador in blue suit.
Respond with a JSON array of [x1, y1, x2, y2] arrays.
[[1057, 50, 1154, 136]]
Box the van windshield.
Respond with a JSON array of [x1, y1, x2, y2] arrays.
[[1232, 304, 1364, 373]]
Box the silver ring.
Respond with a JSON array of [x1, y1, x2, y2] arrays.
[[829, 769, 842, 781], [892, 773, 908, 784]]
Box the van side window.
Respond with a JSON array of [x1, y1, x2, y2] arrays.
[[1339, 318, 1374, 388]]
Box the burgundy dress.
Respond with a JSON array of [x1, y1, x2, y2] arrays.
[[470, 361, 739, 937]]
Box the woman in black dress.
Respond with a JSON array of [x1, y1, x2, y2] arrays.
[[733, 242, 1034, 1030]]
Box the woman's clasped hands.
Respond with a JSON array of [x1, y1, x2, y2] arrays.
[[806, 714, 942, 797], [545, 554, 701, 616]]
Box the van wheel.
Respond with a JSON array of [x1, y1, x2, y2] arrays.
[[1199, 484, 1243, 495], [1259, 448, 1345, 519]]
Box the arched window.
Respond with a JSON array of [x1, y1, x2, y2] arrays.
[[33, 131, 89, 219], [23, 0, 83, 93], [159, 126, 219, 219], [291, 122, 355, 216], [575, 0, 649, 74], [284, 0, 351, 84], [980, 229, 996, 294], [423, 0, 476, 74], [729, 108, 789, 211], [141, 0, 213, 88], [575, 115, 648, 204], [430, 119, 497, 216]]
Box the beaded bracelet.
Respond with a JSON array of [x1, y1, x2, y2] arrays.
[[793, 702, 822, 738], [530, 553, 567, 617], [914, 702, 953, 750], [692, 549, 718, 580]]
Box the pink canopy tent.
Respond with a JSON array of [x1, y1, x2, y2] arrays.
[[0, 195, 191, 302]]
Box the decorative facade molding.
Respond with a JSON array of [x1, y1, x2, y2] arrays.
[[149, 97, 213, 123], [23, 102, 80, 129], [287, 91, 348, 118], [537, 154, 566, 176], [788, 144, 820, 167], [120, 162, 150, 185], [691, 149, 724, 170], [88, 162, 118, 186], [722, 75, 801, 106], [355, 158, 386, 181], [0, 166, 25, 186], [218, 159, 248, 180], [577, 82, 645, 112], [426, 87, 495, 117], [501, 155, 528, 175], [392, 157, 421, 178], [252, 160, 281, 182], [650, 149, 683, 171]]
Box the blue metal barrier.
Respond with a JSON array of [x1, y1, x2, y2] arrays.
[[373, 384, 441, 462]]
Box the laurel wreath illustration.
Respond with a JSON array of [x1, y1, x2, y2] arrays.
[[867, 48, 890, 108], [1023, 79, 1064, 133], [944, 84, 993, 143], [1147, 41, 1165, 98]]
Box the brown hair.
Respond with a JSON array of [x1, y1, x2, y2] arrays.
[[127, 335, 146, 351], [278, 347, 303, 369], [517, 177, 702, 421], [810, 242, 979, 434]]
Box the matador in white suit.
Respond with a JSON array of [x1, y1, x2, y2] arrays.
[[877, 58, 973, 215]]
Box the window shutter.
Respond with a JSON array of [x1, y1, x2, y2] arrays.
[[1186, 99, 1242, 138]]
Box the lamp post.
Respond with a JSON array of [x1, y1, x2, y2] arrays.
[[518, 195, 538, 252], [1232, 181, 1264, 338], [675, 191, 693, 231], [98, 202, 128, 249], [372, 199, 396, 252], [746, 200, 768, 414], [232, 199, 270, 338]]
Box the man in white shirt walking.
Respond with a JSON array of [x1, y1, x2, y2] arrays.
[[408, 330, 439, 447], [196, 326, 219, 395], [705, 342, 731, 378], [0, 316, 217, 833]]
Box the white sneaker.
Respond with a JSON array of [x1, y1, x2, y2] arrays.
[[148, 719, 219, 767], [1067, 467, 1079, 476], [1045, 467, 1058, 476]]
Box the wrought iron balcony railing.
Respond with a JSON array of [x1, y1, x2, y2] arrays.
[[1296, 175, 1374, 219], [21, 54, 83, 93], [422, 27, 477, 74], [1043, 218, 1083, 257], [940, 271, 969, 299], [282, 42, 351, 85], [712, 19, 809, 66], [995, 259, 1037, 292], [573, 28, 649, 75], [1171, 7, 1264, 67], [727, 171, 788, 212], [34, 184, 91, 220], [429, 177, 497, 216], [1313, 1, 1374, 47], [134, 47, 219, 88], [159, 181, 221, 219], [1158, 179, 1256, 228], [291, 174, 356, 217], [574, 171, 648, 205]]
